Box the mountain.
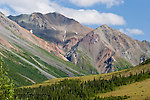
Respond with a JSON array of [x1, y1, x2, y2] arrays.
[[66, 24, 150, 73], [8, 12, 93, 52], [9, 12, 150, 74], [0, 11, 91, 86]]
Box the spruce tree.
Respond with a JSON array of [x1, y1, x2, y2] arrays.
[[0, 58, 14, 99]]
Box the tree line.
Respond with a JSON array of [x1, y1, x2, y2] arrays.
[[0, 58, 150, 100], [14, 70, 150, 99]]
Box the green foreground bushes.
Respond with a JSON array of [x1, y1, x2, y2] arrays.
[[0, 58, 14, 99]]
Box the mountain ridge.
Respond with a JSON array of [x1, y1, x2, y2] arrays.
[[4, 11, 150, 75], [66, 24, 150, 73], [8, 12, 93, 52]]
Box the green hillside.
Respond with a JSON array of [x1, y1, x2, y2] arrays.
[[14, 59, 150, 99], [0, 43, 90, 87], [99, 79, 150, 100], [23, 59, 150, 88]]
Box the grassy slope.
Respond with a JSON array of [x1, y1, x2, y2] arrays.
[[76, 49, 99, 74], [0, 41, 92, 87], [97, 60, 150, 100], [99, 79, 150, 100], [31, 44, 90, 76], [14, 44, 70, 78], [0, 47, 47, 86], [113, 57, 133, 71], [18, 59, 150, 100], [25, 60, 150, 88]]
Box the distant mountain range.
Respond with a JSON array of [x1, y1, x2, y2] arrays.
[[0, 11, 150, 86]]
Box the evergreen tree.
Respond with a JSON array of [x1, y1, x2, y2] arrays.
[[0, 58, 14, 99]]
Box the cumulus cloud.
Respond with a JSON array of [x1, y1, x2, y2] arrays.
[[59, 9, 125, 25], [0, 0, 55, 14], [69, 0, 124, 8], [0, 0, 126, 25], [119, 28, 144, 35]]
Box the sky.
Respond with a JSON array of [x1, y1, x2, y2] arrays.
[[0, 0, 149, 41]]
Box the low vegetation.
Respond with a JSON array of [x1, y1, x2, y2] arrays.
[[0, 49, 47, 87], [14, 61, 150, 99], [1, 53, 150, 100], [99, 79, 150, 100], [0, 58, 14, 100], [0, 43, 91, 87], [114, 58, 133, 71]]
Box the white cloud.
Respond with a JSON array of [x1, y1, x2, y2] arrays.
[[0, 0, 126, 25], [119, 28, 144, 35], [0, 8, 11, 16], [59, 9, 125, 25], [69, 0, 124, 8], [0, 0, 55, 14]]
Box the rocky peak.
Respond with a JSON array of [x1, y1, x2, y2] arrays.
[[100, 24, 111, 29], [8, 12, 93, 52], [87, 25, 115, 43], [66, 24, 150, 74], [45, 12, 77, 26], [94, 24, 112, 32], [142, 40, 149, 43]]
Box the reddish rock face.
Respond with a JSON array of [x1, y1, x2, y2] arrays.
[[66, 25, 150, 73]]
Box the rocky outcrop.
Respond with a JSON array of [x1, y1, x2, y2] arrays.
[[66, 25, 150, 74]]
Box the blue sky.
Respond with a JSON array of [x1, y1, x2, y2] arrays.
[[0, 0, 149, 41]]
